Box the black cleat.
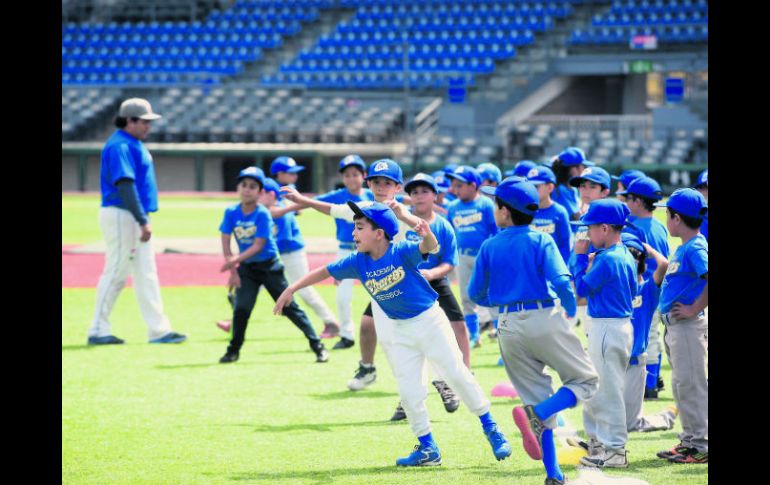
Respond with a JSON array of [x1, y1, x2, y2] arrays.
[[219, 350, 239, 363], [332, 337, 355, 350], [390, 402, 407, 421], [433, 380, 460, 413]]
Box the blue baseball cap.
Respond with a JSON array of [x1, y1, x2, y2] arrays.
[[477, 163, 502, 184], [571, 198, 631, 226], [446, 165, 481, 187], [237, 166, 266, 186], [443, 163, 459, 174], [405, 172, 439, 195], [693, 169, 708, 188], [338, 154, 366, 173], [556, 147, 587, 167], [512, 160, 538, 178], [346, 200, 399, 238], [612, 169, 645, 188], [618, 176, 663, 201], [621, 232, 646, 257], [261, 177, 282, 199], [526, 165, 556, 185], [480, 176, 540, 215], [431, 170, 450, 192], [366, 158, 404, 185], [569, 166, 612, 189], [654, 188, 708, 220], [270, 156, 305, 174]]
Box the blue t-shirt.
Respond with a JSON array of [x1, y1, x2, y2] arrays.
[[404, 213, 459, 271], [327, 241, 438, 320], [630, 278, 660, 359], [574, 242, 639, 318], [553, 184, 580, 221], [219, 203, 279, 263], [316, 188, 375, 245], [530, 202, 572, 264], [625, 215, 670, 276], [100, 129, 159, 213], [446, 196, 498, 254], [272, 200, 305, 254], [658, 234, 708, 314], [468, 225, 575, 309]]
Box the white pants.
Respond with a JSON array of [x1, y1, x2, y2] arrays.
[[371, 300, 491, 438], [457, 254, 498, 321], [89, 207, 172, 340], [623, 355, 647, 432], [333, 247, 356, 340], [582, 317, 633, 451], [281, 248, 337, 325]]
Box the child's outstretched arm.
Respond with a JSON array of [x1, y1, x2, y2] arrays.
[[268, 202, 304, 219], [280, 186, 334, 216], [386, 199, 422, 229], [273, 266, 332, 314], [220, 237, 266, 272]]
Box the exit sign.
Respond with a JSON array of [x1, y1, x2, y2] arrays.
[[627, 60, 653, 73]]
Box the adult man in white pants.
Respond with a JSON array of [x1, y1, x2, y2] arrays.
[[88, 98, 186, 345]]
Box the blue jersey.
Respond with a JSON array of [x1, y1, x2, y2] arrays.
[[574, 243, 638, 318], [468, 225, 577, 316], [553, 184, 580, 220], [272, 200, 304, 254], [404, 213, 458, 271], [658, 234, 708, 314], [327, 241, 438, 319], [446, 196, 498, 255], [625, 215, 670, 276], [100, 129, 159, 213], [219, 203, 279, 263], [316, 188, 375, 246], [630, 278, 660, 359], [530, 202, 572, 264], [701, 213, 708, 241]]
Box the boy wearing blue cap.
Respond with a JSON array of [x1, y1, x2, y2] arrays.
[[652, 188, 708, 465], [313, 154, 372, 348], [618, 176, 670, 400], [217, 167, 329, 364], [273, 200, 512, 466], [571, 198, 638, 468], [477, 163, 502, 187], [270, 155, 305, 188], [612, 169, 645, 202], [282, 159, 421, 391], [526, 165, 572, 264], [693, 169, 708, 241], [468, 176, 598, 485], [446, 165, 499, 348], [430, 170, 452, 214], [551, 147, 592, 224]]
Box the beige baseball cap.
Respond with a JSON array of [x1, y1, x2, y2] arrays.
[[119, 98, 162, 120]]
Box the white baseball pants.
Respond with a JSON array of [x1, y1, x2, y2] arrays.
[[89, 206, 172, 340], [281, 248, 337, 325], [458, 254, 498, 321], [332, 247, 356, 340]]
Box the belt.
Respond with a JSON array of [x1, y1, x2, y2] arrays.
[[499, 300, 555, 313], [460, 248, 479, 257], [661, 310, 705, 326], [338, 242, 356, 250]]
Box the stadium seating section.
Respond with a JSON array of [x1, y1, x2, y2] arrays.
[[62, 87, 123, 140]]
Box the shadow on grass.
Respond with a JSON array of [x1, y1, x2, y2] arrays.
[[628, 430, 679, 441], [62, 344, 93, 351], [155, 361, 259, 369], [222, 419, 394, 433], [625, 457, 708, 471], [472, 363, 507, 370], [309, 390, 399, 401], [490, 399, 520, 407]]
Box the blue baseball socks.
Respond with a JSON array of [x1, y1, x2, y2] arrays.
[[533, 387, 577, 480], [464, 314, 480, 343], [646, 354, 662, 390]]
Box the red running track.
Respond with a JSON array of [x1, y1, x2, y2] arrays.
[[62, 248, 338, 288]]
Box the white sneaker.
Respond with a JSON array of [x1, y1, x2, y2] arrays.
[[347, 362, 376, 391], [579, 448, 628, 468]]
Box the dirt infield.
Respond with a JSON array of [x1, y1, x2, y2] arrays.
[[62, 246, 339, 288]]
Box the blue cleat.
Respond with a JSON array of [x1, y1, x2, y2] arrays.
[[484, 424, 513, 461], [87, 335, 124, 345], [149, 332, 187, 344], [497, 356, 504, 366], [395, 443, 441, 467]]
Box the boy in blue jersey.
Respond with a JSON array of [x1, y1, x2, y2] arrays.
[[446, 165, 499, 347], [270, 155, 304, 188], [273, 201, 512, 466], [550, 147, 592, 224], [468, 177, 598, 485], [313, 154, 373, 348], [693, 169, 708, 241], [217, 167, 329, 364], [571, 199, 638, 469], [652, 189, 708, 465], [612, 169, 645, 203], [526, 165, 572, 264], [617, 176, 671, 399]]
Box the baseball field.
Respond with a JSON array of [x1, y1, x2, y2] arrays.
[[61, 193, 706, 485]]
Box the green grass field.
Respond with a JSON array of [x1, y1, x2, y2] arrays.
[[62, 194, 705, 484]]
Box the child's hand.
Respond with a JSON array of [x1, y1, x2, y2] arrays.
[[220, 256, 239, 272], [386, 199, 405, 218], [413, 218, 430, 237], [273, 288, 295, 315], [280, 186, 302, 202], [587, 252, 596, 272], [574, 239, 591, 255], [670, 302, 699, 320], [227, 272, 241, 289], [419, 269, 435, 281]]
